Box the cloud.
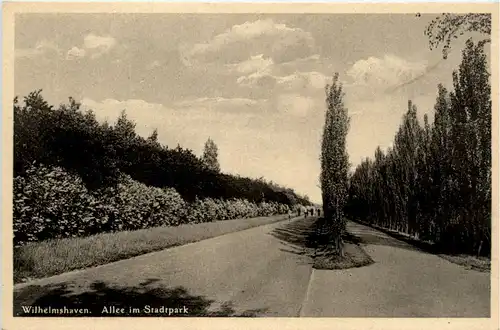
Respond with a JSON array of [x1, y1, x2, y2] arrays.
[[281, 54, 320, 66], [81, 98, 165, 127], [174, 96, 266, 114], [64, 34, 118, 60], [346, 54, 427, 89], [175, 96, 259, 107], [83, 34, 117, 58], [226, 54, 274, 74], [277, 71, 329, 90], [16, 34, 117, 61], [83, 33, 116, 52], [66, 46, 86, 60], [276, 94, 318, 117], [181, 19, 315, 67], [237, 70, 329, 92], [146, 60, 162, 70], [236, 70, 276, 89], [15, 40, 60, 59]]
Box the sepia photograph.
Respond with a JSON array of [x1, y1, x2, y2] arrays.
[[2, 3, 499, 328]]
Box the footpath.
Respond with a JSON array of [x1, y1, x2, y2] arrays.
[[300, 221, 491, 317]]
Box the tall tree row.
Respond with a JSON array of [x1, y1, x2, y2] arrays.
[[347, 39, 491, 256], [320, 73, 351, 255]]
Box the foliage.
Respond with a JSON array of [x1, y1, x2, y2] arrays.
[[13, 164, 290, 246], [202, 137, 221, 172], [320, 73, 351, 255], [14, 92, 120, 189], [347, 40, 491, 256], [97, 174, 188, 231], [185, 198, 289, 224], [13, 164, 97, 245], [424, 13, 491, 59]]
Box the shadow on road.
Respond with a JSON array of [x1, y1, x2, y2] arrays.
[[271, 217, 423, 255], [270, 217, 366, 255], [347, 221, 433, 253], [269, 217, 318, 258], [14, 279, 268, 317]]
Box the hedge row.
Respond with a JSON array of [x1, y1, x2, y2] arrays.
[[185, 197, 290, 224], [13, 164, 290, 246]]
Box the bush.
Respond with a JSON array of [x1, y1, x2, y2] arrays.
[[97, 174, 187, 231], [184, 197, 289, 223], [13, 164, 290, 246], [13, 163, 98, 245], [13, 164, 187, 246]]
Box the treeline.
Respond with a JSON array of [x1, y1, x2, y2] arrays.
[[13, 92, 311, 245], [14, 91, 311, 206], [347, 39, 491, 257]]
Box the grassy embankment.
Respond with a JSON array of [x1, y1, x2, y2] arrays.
[[14, 214, 292, 284]]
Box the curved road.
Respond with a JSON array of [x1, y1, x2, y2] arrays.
[[13, 217, 490, 317], [301, 221, 491, 317]]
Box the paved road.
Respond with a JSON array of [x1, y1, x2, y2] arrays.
[[13, 218, 490, 317], [14, 217, 318, 317], [300, 221, 491, 317]]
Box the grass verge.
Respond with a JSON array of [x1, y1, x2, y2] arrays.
[[312, 218, 375, 270], [313, 243, 374, 270], [14, 214, 291, 284], [351, 219, 490, 273], [438, 254, 490, 273]]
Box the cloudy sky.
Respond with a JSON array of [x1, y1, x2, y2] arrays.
[[14, 13, 489, 203]]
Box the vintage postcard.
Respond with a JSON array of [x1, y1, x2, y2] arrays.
[[2, 2, 499, 330]]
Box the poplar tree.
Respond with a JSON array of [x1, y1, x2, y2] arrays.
[[320, 73, 350, 256], [202, 137, 221, 173]]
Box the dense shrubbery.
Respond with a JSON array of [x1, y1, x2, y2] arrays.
[[98, 174, 188, 231], [14, 164, 97, 244], [13, 164, 290, 246], [185, 198, 289, 224]]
